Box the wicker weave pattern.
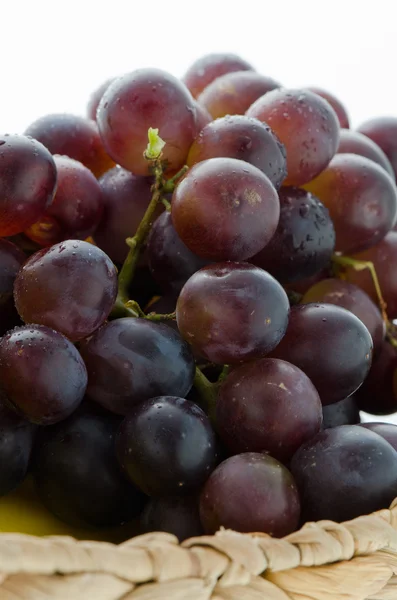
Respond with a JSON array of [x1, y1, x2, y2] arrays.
[[1, 500, 397, 599]]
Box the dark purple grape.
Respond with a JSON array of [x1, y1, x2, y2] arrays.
[[187, 115, 287, 189], [360, 422, 397, 451], [116, 396, 218, 496], [183, 53, 254, 99], [217, 358, 322, 463], [270, 304, 373, 405], [337, 129, 394, 177], [79, 318, 195, 415], [0, 135, 57, 237], [176, 263, 289, 364], [172, 157, 280, 261], [25, 155, 104, 247], [246, 89, 340, 186], [0, 325, 87, 425], [199, 453, 300, 536], [139, 495, 203, 541], [87, 77, 115, 121], [355, 341, 397, 415], [358, 117, 397, 180], [301, 278, 385, 356], [304, 154, 397, 254], [0, 400, 36, 496], [97, 69, 197, 175], [290, 425, 397, 522], [25, 113, 114, 178], [306, 86, 350, 128], [34, 404, 146, 528], [198, 71, 280, 119], [0, 239, 26, 335], [251, 187, 335, 283], [322, 397, 361, 429], [147, 211, 210, 296], [14, 240, 118, 342]]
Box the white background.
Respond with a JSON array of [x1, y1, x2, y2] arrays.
[[2, 0, 397, 133], [3, 0, 397, 423]]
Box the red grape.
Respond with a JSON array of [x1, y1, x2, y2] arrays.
[[246, 89, 340, 186], [337, 129, 394, 177], [199, 453, 300, 536], [198, 71, 280, 118], [79, 318, 195, 415], [97, 69, 197, 175], [25, 114, 114, 178], [176, 263, 289, 364], [217, 358, 322, 463], [139, 495, 203, 541], [14, 240, 118, 342], [342, 232, 397, 318], [270, 303, 373, 405], [25, 155, 104, 247], [194, 102, 212, 133], [172, 157, 280, 261], [358, 117, 397, 180], [291, 425, 397, 522], [304, 154, 397, 254], [306, 86, 350, 128], [322, 397, 360, 429], [301, 278, 385, 355], [183, 53, 254, 99], [251, 187, 335, 283], [355, 341, 397, 415], [147, 211, 210, 296], [186, 116, 287, 190], [94, 167, 156, 264], [34, 404, 146, 528], [0, 135, 57, 237], [87, 77, 115, 121], [116, 396, 218, 496], [360, 422, 397, 451], [0, 325, 87, 425]]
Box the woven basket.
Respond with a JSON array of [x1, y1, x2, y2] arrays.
[[1, 499, 397, 599]]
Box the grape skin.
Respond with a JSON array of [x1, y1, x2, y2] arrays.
[[355, 341, 397, 415], [139, 495, 203, 541], [306, 86, 350, 128], [87, 77, 116, 121], [358, 117, 397, 180], [322, 397, 360, 429], [183, 53, 254, 99], [337, 129, 394, 177]]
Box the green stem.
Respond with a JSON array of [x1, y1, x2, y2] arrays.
[[217, 365, 230, 383], [163, 165, 189, 194], [145, 311, 176, 322], [194, 366, 218, 425]]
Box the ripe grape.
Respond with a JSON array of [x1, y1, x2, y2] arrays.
[[25, 114, 114, 178], [251, 187, 335, 283], [291, 425, 397, 522], [147, 211, 210, 295], [198, 71, 280, 118], [34, 404, 146, 528], [360, 422, 397, 451], [217, 358, 322, 463], [79, 318, 195, 415], [183, 53, 254, 99], [172, 157, 280, 261], [194, 102, 212, 133], [14, 240, 118, 342], [139, 495, 203, 541], [358, 117, 397, 179], [0, 135, 57, 237], [301, 278, 385, 355], [87, 77, 115, 121], [176, 263, 289, 364], [0, 325, 87, 425], [25, 155, 104, 247], [93, 167, 155, 264], [355, 341, 397, 415], [270, 303, 373, 405], [322, 397, 360, 429], [342, 232, 397, 318], [186, 116, 287, 190], [305, 154, 397, 254], [97, 68, 197, 175], [0, 400, 36, 496], [337, 129, 394, 177], [306, 86, 350, 128], [199, 453, 300, 536], [116, 396, 218, 496], [246, 89, 340, 186]]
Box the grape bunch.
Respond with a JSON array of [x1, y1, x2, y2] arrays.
[[1, 51, 397, 543]]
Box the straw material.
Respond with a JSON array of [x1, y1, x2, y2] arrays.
[[1, 499, 397, 600]]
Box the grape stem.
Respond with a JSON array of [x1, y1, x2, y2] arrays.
[[193, 367, 218, 425], [145, 311, 176, 322]]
